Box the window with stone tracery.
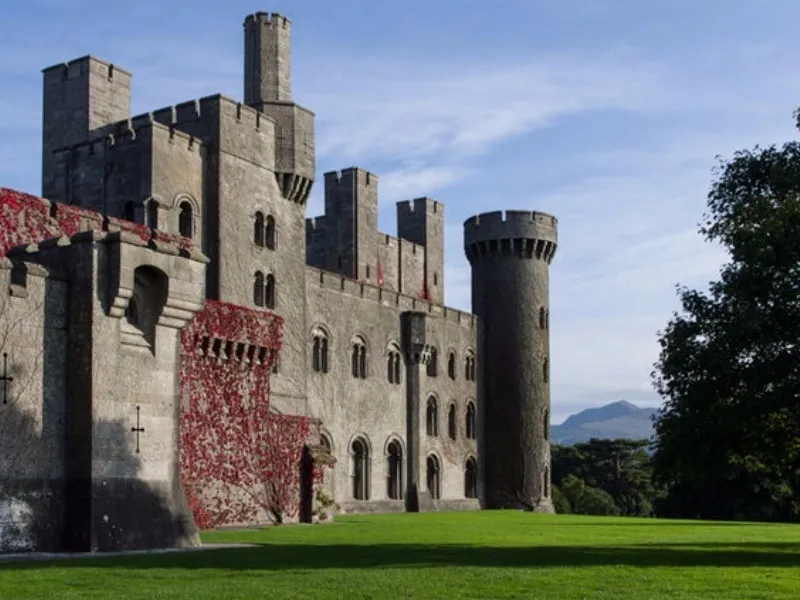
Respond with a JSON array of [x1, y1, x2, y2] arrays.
[[312, 328, 330, 374], [351, 336, 368, 379], [387, 344, 402, 384]]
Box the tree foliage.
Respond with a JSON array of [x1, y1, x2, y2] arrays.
[[652, 111, 800, 521], [552, 439, 655, 517]]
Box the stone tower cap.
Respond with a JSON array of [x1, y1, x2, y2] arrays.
[[463, 210, 557, 247]]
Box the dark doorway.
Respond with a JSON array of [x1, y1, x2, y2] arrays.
[[299, 445, 314, 523]]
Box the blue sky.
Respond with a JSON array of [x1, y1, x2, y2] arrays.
[[2, 0, 800, 422]]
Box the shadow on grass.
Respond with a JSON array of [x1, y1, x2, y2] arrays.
[[1, 541, 798, 571]]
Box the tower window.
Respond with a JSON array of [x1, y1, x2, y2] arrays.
[[465, 401, 476, 440], [426, 396, 438, 437], [426, 347, 438, 378], [265, 215, 276, 250], [387, 345, 402, 384], [254, 212, 265, 246], [312, 329, 330, 374], [351, 337, 368, 379], [265, 274, 276, 309], [178, 201, 193, 238], [254, 271, 265, 307], [448, 402, 457, 440]]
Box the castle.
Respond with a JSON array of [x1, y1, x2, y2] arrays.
[[0, 11, 557, 552]]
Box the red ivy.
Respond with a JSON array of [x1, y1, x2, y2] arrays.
[[0, 186, 194, 256], [179, 301, 318, 528], [1, 187, 322, 529]]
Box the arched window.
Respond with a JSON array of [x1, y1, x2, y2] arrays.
[[546, 309, 550, 329], [539, 306, 546, 329], [426, 347, 438, 378], [464, 352, 476, 382], [271, 355, 280, 374], [124, 266, 168, 353], [465, 401, 476, 440], [254, 271, 265, 307], [123, 201, 135, 222], [351, 437, 370, 500], [543, 409, 549, 441], [447, 351, 456, 380], [426, 454, 441, 500], [265, 274, 276, 309], [351, 337, 367, 379], [320, 433, 332, 454], [386, 440, 403, 500], [387, 345, 402, 385], [543, 466, 550, 498], [178, 201, 193, 238], [147, 201, 159, 229], [254, 212, 265, 246], [543, 356, 549, 383], [426, 396, 438, 437], [312, 329, 330, 374], [465, 456, 477, 498], [265, 215, 276, 250], [448, 403, 457, 440]]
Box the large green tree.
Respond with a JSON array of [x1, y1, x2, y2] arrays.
[[652, 111, 800, 521]]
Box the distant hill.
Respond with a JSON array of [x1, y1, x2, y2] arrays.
[[551, 400, 656, 446]]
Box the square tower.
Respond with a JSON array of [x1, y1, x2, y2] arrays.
[[323, 168, 379, 281], [41, 56, 131, 199], [397, 197, 445, 304]]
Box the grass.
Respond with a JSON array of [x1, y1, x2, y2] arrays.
[[1, 512, 799, 599]]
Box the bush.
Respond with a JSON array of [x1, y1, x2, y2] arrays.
[[551, 485, 571, 514], [579, 487, 621, 516]]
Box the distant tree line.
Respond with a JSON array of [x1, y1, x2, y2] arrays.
[[551, 439, 658, 517]]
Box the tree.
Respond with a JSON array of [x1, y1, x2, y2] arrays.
[[552, 439, 655, 517], [652, 110, 800, 522]]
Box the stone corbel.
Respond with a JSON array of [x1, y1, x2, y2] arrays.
[[406, 343, 432, 366]]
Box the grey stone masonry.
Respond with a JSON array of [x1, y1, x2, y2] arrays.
[[464, 210, 558, 513], [0, 11, 566, 553]]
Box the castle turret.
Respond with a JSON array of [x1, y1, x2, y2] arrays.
[[397, 197, 444, 304], [41, 56, 132, 201], [464, 210, 557, 512], [243, 12, 314, 205], [243, 11, 291, 104]]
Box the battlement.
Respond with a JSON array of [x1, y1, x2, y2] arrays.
[[397, 196, 442, 216], [306, 267, 477, 330], [244, 11, 291, 28], [324, 167, 377, 186], [464, 210, 558, 264], [41, 55, 132, 79], [52, 118, 202, 156], [147, 94, 276, 133]]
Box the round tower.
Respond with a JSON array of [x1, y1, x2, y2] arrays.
[[464, 210, 557, 512]]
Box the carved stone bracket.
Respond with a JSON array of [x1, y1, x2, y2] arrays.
[[406, 343, 432, 366]]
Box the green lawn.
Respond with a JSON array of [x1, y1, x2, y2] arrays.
[[1, 512, 799, 599]]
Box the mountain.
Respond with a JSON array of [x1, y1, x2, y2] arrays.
[[551, 400, 656, 446]]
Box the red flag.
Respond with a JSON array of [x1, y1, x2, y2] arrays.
[[376, 251, 384, 286], [420, 279, 430, 301]]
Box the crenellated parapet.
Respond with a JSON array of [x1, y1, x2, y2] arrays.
[[464, 210, 558, 264]]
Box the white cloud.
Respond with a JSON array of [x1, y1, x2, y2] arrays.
[[307, 53, 671, 166]]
